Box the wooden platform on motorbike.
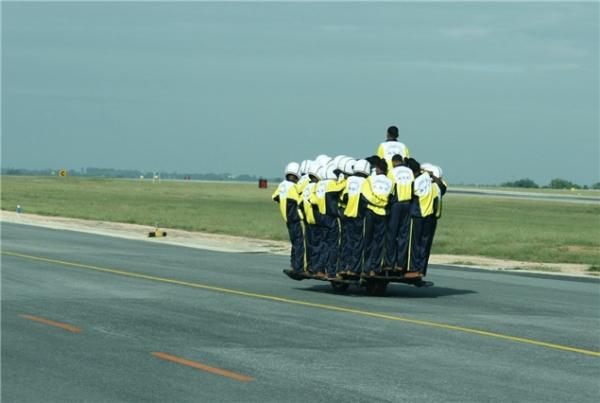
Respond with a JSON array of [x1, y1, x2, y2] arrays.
[[283, 270, 433, 288]]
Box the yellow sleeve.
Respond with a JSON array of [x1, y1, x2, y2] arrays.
[[387, 171, 396, 195], [296, 178, 308, 194], [309, 185, 318, 205], [331, 179, 346, 192], [290, 184, 301, 203], [341, 183, 349, 201], [377, 143, 384, 159], [361, 180, 387, 206], [405, 146, 410, 158], [271, 185, 280, 202], [294, 189, 304, 219]]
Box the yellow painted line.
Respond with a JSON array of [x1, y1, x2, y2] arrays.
[[3, 250, 599, 358]]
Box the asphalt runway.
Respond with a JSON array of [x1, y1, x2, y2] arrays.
[[2, 223, 599, 402]]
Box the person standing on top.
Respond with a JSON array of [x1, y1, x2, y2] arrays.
[[272, 162, 304, 275], [377, 126, 409, 169]]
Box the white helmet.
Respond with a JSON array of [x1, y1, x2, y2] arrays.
[[421, 163, 442, 178], [316, 165, 325, 180], [420, 163, 435, 174], [337, 156, 352, 172], [285, 162, 301, 179], [354, 159, 371, 176], [315, 154, 332, 167], [332, 155, 346, 168], [307, 161, 321, 179], [343, 159, 356, 175], [324, 162, 338, 180], [299, 160, 310, 175]]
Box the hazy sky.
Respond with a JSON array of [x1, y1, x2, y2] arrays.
[[2, 1, 598, 184]]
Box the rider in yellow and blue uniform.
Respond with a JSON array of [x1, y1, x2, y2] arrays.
[[272, 162, 304, 274], [376, 125, 409, 169], [406, 160, 447, 279], [340, 159, 371, 276], [313, 162, 346, 278], [300, 162, 321, 275], [362, 158, 393, 276], [384, 154, 414, 272]]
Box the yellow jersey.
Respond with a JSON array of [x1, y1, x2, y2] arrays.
[[314, 179, 346, 216], [388, 165, 414, 202], [272, 180, 302, 223], [363, 174, 393, 216], [343, 176, 367, 218], [377, 140, 409, 168], [412, 173, 438, 218], [301, 182, 318, 224]]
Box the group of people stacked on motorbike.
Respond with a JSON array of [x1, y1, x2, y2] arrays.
[[272, 126, 446, 282]]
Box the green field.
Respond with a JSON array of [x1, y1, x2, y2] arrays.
[[2, 176, 599, 266]]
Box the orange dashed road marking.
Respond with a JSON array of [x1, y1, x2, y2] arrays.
[[20, 314, 81, 333], [152, 352, 255, 382]]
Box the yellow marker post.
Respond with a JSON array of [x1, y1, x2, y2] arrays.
[[148, 228, 167, 238]]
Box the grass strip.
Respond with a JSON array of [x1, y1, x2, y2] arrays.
[[2, 176, 599, 266]]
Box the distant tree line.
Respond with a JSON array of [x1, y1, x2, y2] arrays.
[[502, 178, 600, 190], [1, 167, 279, 182]]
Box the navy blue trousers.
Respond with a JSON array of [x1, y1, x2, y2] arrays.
[[409, 215, 437, 274], [338, 215, 348, 272], [423, 218, 438, 276], [287, 219, 305, 272], [343, 216, 365, 274], [319, 214, 340, 276], [304, 222, 322, 273], [384, 201, 411, 269], [364, 210, 386, 273]]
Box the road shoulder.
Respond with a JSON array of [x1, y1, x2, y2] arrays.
[[1, 211, 596, 279]]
